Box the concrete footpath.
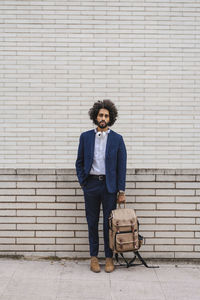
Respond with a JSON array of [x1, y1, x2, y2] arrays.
[[0, 257, 200, 300]]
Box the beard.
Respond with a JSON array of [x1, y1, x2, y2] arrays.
[[97, 120, 108, 129]]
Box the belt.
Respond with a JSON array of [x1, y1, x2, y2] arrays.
[[89, 175, 105, 181]]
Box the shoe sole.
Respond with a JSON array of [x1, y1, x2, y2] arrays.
[[105, 268, 115, 273], [90, 267, 101, 273]]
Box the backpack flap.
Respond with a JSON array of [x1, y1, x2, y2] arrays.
[[115, 231, 140, 252], [112, 208, 137, 228]]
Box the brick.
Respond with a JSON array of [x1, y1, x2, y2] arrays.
[[0, 169, 16, 175], [0, 224, 16, 230], [145, 238, 174, 244], [0, 245, 34, 251], [176, 169, 200, 175], [56, 237, 88, 244], [17, 169, 55, 175], [37, 175, 77, 181], [140, 231, 154, 237], [156, 175, 195, 181], [76, 217, 89, 224], [57, 224, 88, 231], [17, 238, 55, 244], [124, 182, 136, 188], [74, 244, 89, 252], [155, 245, 193, 251], [137, 245, 154, 252], [0, 238, 15, 244], [0, 182, 16, 188], [36, 231, 74, 237], [0, 252, 16, 256], [0, 175, 36, 181], [16, 252, 56, 257], [157, 203, 195, 210], [175, 238, 200, 244], [126, 189, 156, 196], [175, 252, 200, 259], [126, 175, 155, 181], [135, 169, 165, 175], [175, 196, 200, 203], [156, 231, 194, 238], [76, 204, 85, 210], [176, 225, 200, 231], [56, 169, 76, 175], [176, 211, 200, 217], [35, 245, 73, 251], [141, 252, 175, 259], [127, 203, 156, 210], [0, 196, 15, 202], [137, 211, 175, 217], [56, 210, 85, 217], [156, 189, 195, 196], [136, 182, 175, 188], [75, 231, 89, 238], [0, 203, 35, 209], [0, 217, 35, 223], [0, 189, 35, 195], [141, 224, 175, 231], [57, 182, 80, 188], [57, 196, 84, 203], [17, 210, 55, 217], [17, 182, 56, 188], [0, 209, 16, 216], [157, 218, 195, 224], [36, 189, 75, 196], [17, 196, 55, 202], [136, 196, 175, 203], [36, 217, 76, 224], [37, 203, 76, 209], [176, 182, 200, 188], [0, 231, 34, 237], [17, 224, 55, 230], [139, 218, 155, 224]]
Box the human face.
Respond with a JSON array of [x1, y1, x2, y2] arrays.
[[96, 108, 110, 131]]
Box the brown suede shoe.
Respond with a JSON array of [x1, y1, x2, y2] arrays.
[[90, 256, 101, 273], [105, 257, 115, 273]]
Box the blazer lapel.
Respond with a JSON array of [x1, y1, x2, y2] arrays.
[[90, 130, 95, 158], [105, 129, 112, 158]]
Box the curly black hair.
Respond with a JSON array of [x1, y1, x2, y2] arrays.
[[88, 99, 118, 127]]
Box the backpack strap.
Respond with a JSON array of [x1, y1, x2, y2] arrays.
[[115, 253, 137, 268], [134, 251, 159, 268], [115, 251, 159, 268]]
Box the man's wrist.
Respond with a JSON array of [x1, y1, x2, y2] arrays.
[[118, 190, 125, 195]]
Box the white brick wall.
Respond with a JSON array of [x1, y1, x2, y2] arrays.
[[1, 1, 200, 168], [0, 168, 199, 259]]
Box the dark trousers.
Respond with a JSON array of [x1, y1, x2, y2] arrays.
[[83, 176, 117, 258]]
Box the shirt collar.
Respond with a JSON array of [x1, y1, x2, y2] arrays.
[[94, 127, 110, 134]]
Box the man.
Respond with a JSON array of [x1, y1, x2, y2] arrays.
[[75, 100, 127, 273]]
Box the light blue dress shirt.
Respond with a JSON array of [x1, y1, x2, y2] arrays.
[[89, 128, 110, 175]]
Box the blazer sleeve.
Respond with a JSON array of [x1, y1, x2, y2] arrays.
[[117, 136, 127, 191], [75, 133, 86, 186]]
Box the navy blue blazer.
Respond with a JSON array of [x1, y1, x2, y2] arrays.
[[75, 129, 127, 194]]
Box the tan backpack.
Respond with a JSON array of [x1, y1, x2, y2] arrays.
[[109, 204, 158, 268]]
